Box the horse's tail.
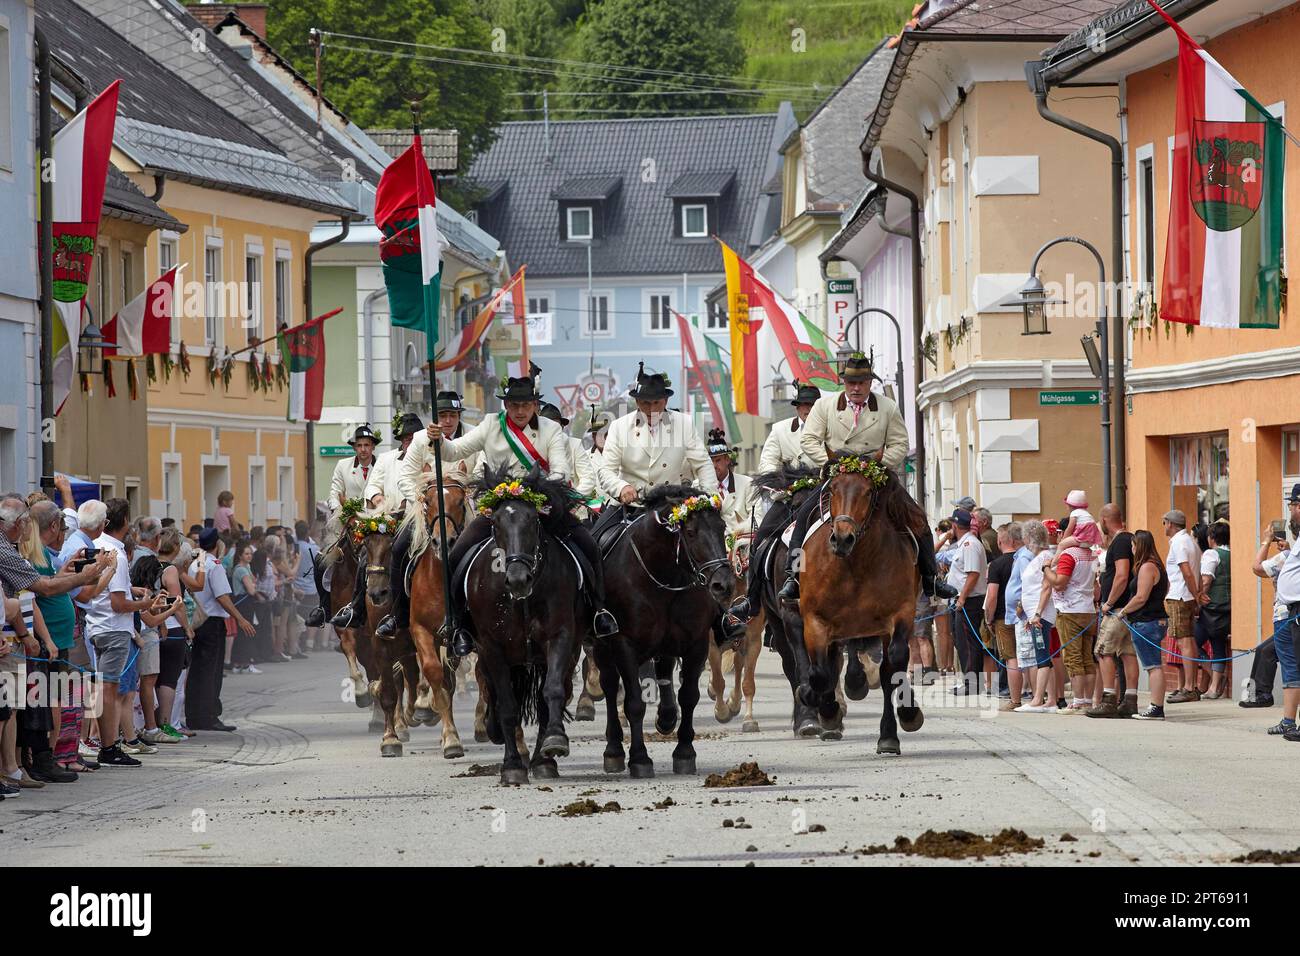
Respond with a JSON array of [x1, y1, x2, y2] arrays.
[[511, 663, 543, 727]]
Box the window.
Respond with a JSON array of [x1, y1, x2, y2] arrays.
[[681, 203, 708, 238], [1137, 151, 1155, 289], [583, 292, 611, 337], [159, 233, 179, 342], [93, 246, 108, 327], [204, 240, 223, 347], [277, 461, 296, 525], [124, 480, 140, 516], [100, 479, 116, 500], [120, 248, 133, 306], [527, 295, 550, 316], [248, 458, 265, 527], [567, 206, 593, 241], [162, 458, 182, 520], [646, 292, 673, 334], [1284, 428, 1300, 478], [274, 254, 291, 329], [244, 251, 262, 346], [0, 23, 11, 173], [706, 298, 728, 330]]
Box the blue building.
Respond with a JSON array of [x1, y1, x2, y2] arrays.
[[466, 110, 793, 429], [0, 0, 37, 488]]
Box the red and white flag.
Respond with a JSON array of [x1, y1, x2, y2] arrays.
[[103, 266, 181, 357]]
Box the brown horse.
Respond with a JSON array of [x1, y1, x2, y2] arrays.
[[400, 481, 469, 760], [325, 531, 374, 713], [797, 454, 925, 755]]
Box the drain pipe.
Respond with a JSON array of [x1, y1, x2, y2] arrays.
[[361, 287, 387, 428], [303, 215, 351, 516], [1027, 61, 1126, 514], [863, 160, 926, 513]]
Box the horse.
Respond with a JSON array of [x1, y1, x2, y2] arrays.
[[747, 466, 846, 740], [797, 452, 925, 756], [322, 525, 375, 714], [595, 484, 736, 778], [464, 466, 586, 786], [399, 480, 471, 760], [707, 533, 763, 731]]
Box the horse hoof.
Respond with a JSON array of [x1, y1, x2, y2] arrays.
[[898, 707, 925, 733], [413, 707, 436, 725], [672, 756, 697, 775], [575, 701, 596, 721], [354, 691, 372, 709], [396, 726, 411, 742], [541, 734, 569, 758], [603, 754, 626, 774], [742, 720, 760, 733], [380, 742, 402, 758], [714, 705, 734, 724], [845, 680, 869, 702], [819, 728, 843, 741], [629, 761, 655, 779], [532, 761, 559, 780], [423, 712, 442, 728], [795, 719, 820, 738], [500, 767, 529, 785], [876, 737, 901, 756], [655, 714, 679, 736], [474, 728, 490, 743], [442, 743, 465, 759]]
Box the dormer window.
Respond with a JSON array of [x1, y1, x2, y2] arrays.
[[567, 206, 594, 241], [681, 203, 708, 238]]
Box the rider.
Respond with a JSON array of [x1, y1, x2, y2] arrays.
[[758, 380, 820, 473], [377, 374, 620, 654], [304, 424, 379, 628], [707, 428, 757, 547], [328, 413, 423, 634], [369, 391, 476, 642], [538, 402, 606, 507]]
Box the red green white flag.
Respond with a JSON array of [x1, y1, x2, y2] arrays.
[[278, 308, 342, 422], [103, 266, 180, 357], [375, 134, 442, 358], [1152, 0, 1286, 328]]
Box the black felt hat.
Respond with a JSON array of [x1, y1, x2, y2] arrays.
[[347, 424, 379, 446], [435, 390, 463, 410], [791, 381, 822, 406], [393, 413, 424, 438], [841, 352, 879, 383], [539, 402, 570, 428], [705, 427, 737, 460], [497, 376, 543, 402], [629, 362, 673, 400]]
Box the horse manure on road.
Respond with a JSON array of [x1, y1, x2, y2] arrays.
[[554, 799, 623, 817], [862, 829, 1045, 860], [704, 762, 775, 788], [647, 797, 676, 810], [1232, 847, 1300, 864], [452, 763, 500, 778]]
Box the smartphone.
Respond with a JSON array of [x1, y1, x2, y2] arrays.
[[1272, 519, 1286, 541]]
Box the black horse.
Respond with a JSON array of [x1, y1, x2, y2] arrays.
[[594, 484, 736, 778], [750, 466, 846, 740], [465, 465, 585, 785]]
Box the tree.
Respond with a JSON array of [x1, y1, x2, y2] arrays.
[[473, 0, 564, 113], [559, 0, 748, 116], [261, 0, 510, 172]]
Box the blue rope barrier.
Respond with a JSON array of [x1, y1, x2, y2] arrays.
[[1114, 609, 1294, 664], [959, 604, 1095, 671], [6, 642, 141, 681]]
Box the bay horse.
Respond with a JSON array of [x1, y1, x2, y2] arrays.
[[749, 466, 845, 739], [400, 480, 470, 760], [464, 466, 585, 786], [595, 484, 735, 777], [797, 452, 925, 755], [324, 526, 373, 713]]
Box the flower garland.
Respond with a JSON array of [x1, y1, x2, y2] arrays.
[[826, 455, 889, 488], [350, 513, 400, 543], [666, 493, 722, 530], [477, 480, 550, 516], [339, 497, 366, 525]]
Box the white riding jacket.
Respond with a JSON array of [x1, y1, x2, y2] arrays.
[[597, 409, 718, 497], [329, 456, 375, 511], [800, 391, 909, 473], [759, 415, 815, 473]]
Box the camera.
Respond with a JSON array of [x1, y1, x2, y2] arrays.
[[1271, 519, 1287, 541], [71, 547, 100, 573]]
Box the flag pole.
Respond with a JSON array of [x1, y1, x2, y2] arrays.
[[411, 105, 456, 648]]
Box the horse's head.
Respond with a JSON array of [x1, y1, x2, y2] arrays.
[[425, 480, 467, 545], [361, 528, 396, 606], [646, 484, 736, 608], [477, 465, 568, 601], [824, 450, 878, 558]]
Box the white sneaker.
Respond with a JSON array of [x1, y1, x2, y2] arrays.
[[118, 738, 143, 755], [231, 666, 246, 674], [245, 664, 263, 674], [79, 740, 100, 759], [125, 737, 158, 755]]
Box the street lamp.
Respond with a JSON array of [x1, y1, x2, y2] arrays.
[[839, 307, 906, 419], [78, 304, 109, 377], [768, 357, 790, 404], [1000, 235, 1111, 504]]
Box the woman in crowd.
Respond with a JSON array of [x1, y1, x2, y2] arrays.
[[1118, 530, 1171, 721], [131, 555, 184, 745], [1015, 520, 1056, 712], [229, 543, 259, 675], [271, 529, 302, 661], [932, 518, 956, 674], [155, 529, 201, 738], [251, 546, 277, 663], [1196, 521, 1231, 699]]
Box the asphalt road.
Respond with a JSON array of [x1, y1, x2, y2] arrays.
[[1, 643, 1292, 867]]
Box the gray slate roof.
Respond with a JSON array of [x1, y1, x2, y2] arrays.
[[368, 129, 460, 174], [465, 112, 783, 279], [1042, 0, 1210, 73], [912, 0, 1117, 37]]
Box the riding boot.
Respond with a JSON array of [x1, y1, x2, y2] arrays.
[[569, 522, 619, 638], [729, 498, 791, 621], [305, 554, 329, 628], [778, 499, 816, 607], [917, 533, 959, 599], [375, 523, 413, 639], [330, 565, 369, 632], [442, 516, 492, 657]]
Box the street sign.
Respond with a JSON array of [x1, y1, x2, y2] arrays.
[[1038, 390, 1099, 406], [826, 278, 858, 337], [319, 445, 353, 456], [582, 382, 603, 402]]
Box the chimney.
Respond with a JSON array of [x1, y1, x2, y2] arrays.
[[188, 3, 269, 39]]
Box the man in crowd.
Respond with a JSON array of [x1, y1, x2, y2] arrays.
[[1265, 489, 1300, 741], [1163, 509, 1204, 703], [1245, 489, 1300, 708], [1043, 518, 1098, 712], [185, 528, 254, 733], [948, 508, 988, 694], [984, 523, 1021, 709], [1090, 503, 1138, 718]]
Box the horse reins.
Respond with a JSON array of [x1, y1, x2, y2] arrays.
[[625, 508, 729, 592]]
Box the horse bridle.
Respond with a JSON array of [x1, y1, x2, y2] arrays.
[[625, 506, 730, 592], [822, 477, 876, 544], [492, 506, 544, 578]]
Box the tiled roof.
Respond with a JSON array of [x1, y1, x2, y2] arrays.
[[1042, 0, 1212, 73], [915, 0, 1117, 36], [104, 165, 186, 231], [665, 170, 735, 198], [465, 112, 782, 279], [367, 129, 460, 173], [551, 175, 624, 201]]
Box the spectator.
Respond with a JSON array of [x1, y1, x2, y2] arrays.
[[213, 492, 238, 534], [933, 518, 956, 674], [1252, 517, 1293, 727], [1195, 521, 1231, 699], [984, 523, 1021, 709], [1, 588, 42, 790], [1120, 530, 1171, 720], [230, 544, 261, 674], [160, 517, 176, 530], [971, 508, 1000, 693], [946, 509, 988, 695], [1273, 502, 1300, 739], [271, 531, 302, 660], [154, 529, 202, 741], [1014, 520, 1054, 712], [292, 521, 323, 653], [1162, 509, 1203, 703], [130, 554, 182, 745], [83, 498, 158, 766], [187, 524, 203, 546], [1059, 489, 1103, 549], [1089, 503, 1138, 718], [132, 516, 161, 565], [184, 528, 254, 732], [1043, 519, 1099, 712]]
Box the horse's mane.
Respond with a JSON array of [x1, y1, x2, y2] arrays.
[[825, 450, 927, 534], [641, 483, 699, 509], [753, 463, 818, 494], [474, 463, 575, 531]]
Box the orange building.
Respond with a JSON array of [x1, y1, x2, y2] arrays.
[[1040, 0, 1300, 657]]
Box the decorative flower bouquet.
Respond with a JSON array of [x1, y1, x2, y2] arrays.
[[666, 493, 722, 530], [339, 497, 366, 524], [477, 480, 550, 517], [825, 455, 889, 488], [350, 513, 399, 544]]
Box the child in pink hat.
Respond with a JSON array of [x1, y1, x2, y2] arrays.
[[1058, 490, 1101, 549]]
